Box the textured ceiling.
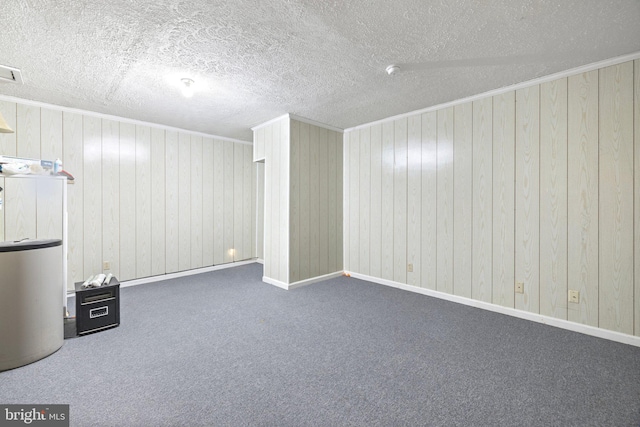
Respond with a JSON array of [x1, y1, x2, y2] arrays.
[[0, 0, 639, 141]]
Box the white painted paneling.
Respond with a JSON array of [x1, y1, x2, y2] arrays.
[[349, 129, 360, 273], [472, 97, 493, 303], [136, 125, 152, 278], [151, 128, 166, 276], [83, 115, 102, 278], [453, 102, 473, 298], [289, 120, 300, 280], [261, 118, 290, 282], [63, 112, 83, 288], [380, 122, 395, 281], [567, 70, 599, 327], [119, 123, 136, 281], [40, 108, 63, 161], [278, 119, 289, 282], [407, 115, 421, 287], [598, 62, 633, 334], [635, 59, 640, 337], [263, 128, 273, 279], [4, 177, 37, 241], [17, 104, 40, 159], [420, 112, 437, 290], [213, 139, 224, 265], [254, 126, 265, 162], [270, 122, 281, 277], [0, 101, 17, 156], [256, 162, 265, 260], [249, 144, 256, 259], [340, 58, 639, 340], [36, 178, 64, 239], [165, 131, 179, 273], [515, 86, 540, 314], [318, 128, 329, 274], [3, 177, 63, 242], [309, 124, 320, 278], [328, 130, 340, 272], [358, 127, 370, 276], [223, 140, 234, 263], [102, 119, 120, 279], [369, 124, 382, 279], [299, 122, 310, 278], [343, 131, 350, 272], [540, 78, 568, 319], [190, 136, 203, 268], [336, 130, 344, 271], [492, 91, 515, 308], [233, 141, 244, 261], [437, 107, 454, 294], [393, 118, 408, 284], [4, 98, 255, 290], [202, 137, 214, 267], [178, 133, 191, 271]]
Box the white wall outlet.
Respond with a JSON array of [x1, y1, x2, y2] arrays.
[[407, 263, 413, 272], [568, 290, 580, 304], [515, 281, 524, 294], [103, 261, 111, 270]]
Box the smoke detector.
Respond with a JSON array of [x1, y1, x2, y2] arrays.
[[0, 65, 24, 84], [385, 65, 400, 76]]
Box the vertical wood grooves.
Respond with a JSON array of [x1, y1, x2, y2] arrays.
[[2, 103, 254, 288], [340, 58, 639, 338]]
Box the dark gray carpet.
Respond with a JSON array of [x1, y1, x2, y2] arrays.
[[1, 263, 639, 426]]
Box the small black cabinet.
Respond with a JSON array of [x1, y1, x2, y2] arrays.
[[74, 278, 120, 335]]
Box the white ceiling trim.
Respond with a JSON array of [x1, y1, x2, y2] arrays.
[[250, 113, 290, 131], [289, 114, 344, 133], [251, 113, 343, 133], [345, 50, 640, 133], [0, 94, 253, 145]]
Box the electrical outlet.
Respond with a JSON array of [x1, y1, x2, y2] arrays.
[[103, 261, 111, 270], [407, 263, 413, 272], [515, 281, 524, 294], [568, 290, 580, 304]]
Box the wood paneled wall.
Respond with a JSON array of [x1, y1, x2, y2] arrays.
[[258, 116, 343, 285], [0, 99, 256, 290], [344, 59, 640, 337], [289, 118, 343, 283], [261, 117, 290, 283]]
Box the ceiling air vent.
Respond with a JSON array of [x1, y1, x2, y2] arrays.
[[0, 65, 23, 84]]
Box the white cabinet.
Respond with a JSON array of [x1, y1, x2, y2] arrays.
[[2, 176, 65, 241], [0, 175, 68, 307]]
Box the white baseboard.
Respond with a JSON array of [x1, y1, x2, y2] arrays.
[[346, 271, 640, 348], [263, 271, 344, 290], [262, 276, 289, 290], [289, 271, 344, 289], [67, 259, 260, 297], [256, 258, 264, 265]]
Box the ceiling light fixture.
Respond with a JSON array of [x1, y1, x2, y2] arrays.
[[181, 78, 195, 98], [385, 65, 400, 76], [0, 112, 14, 133]]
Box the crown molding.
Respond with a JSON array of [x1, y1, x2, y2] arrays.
[[0, 94, 252, 145], [345, 50, 640, 133]]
